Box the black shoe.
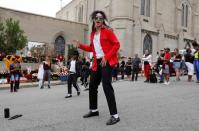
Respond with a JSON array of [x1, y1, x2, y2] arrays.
[[159, 80, 164, 83], [85, 83, 88, 87], [144, 80, 149, 83], [83, 111, 99, 118], [84, 88, 89, 91], [48, 85, 51, 88], [65, 95, 72, 98], [106, 116, 120, 125], [77, 91, 80, 96], [40, 86, 44, 89]]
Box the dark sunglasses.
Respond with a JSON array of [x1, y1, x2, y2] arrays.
[[94, 16, 104, 21]]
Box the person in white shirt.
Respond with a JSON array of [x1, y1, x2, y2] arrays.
[[142, 50, 152, 82], [65, 51, 81, 98]]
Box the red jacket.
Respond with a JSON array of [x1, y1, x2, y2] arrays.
[[79, 28, 120, 71]]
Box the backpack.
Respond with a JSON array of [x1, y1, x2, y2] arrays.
[[149, 69, 157, 83]]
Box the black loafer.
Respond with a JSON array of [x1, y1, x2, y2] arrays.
[[77, 91, 80, 96], [65, 95, 72, 98], [106, 116, 120, 125], [83, 111, 99, 118], [84, 88, 89, 91]]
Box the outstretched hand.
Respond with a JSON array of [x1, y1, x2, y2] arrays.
[[72, 40, 80, 48], [101, 56, 107, 67]]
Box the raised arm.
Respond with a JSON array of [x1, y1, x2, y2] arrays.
[[72, 40, 93, 52]]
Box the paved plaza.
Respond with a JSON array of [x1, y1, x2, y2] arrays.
[[1, 76, 199, 131]]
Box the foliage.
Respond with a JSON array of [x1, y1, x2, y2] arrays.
[[0, 18, 27, 53], [0, 21, 6, 52]]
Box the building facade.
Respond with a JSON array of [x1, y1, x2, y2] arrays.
[[56, 0, 199, 61], [0, 7, 88, 58]]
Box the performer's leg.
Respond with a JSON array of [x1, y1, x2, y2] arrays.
[[102, 64, 117, 115]]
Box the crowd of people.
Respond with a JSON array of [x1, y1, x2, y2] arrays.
[[1, 42, 199, 92]]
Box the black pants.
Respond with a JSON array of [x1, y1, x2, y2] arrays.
[[120, 67, 125, 79], [132, 67, 139, 81], [89, 60, 118, 115], [81, 70, 89, 85], [67, 73, 79, 94]]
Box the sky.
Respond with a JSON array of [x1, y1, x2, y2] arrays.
[[0, 0, 72, 17]]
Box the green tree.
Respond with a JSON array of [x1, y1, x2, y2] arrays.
[[0, 21, 6, 52], [4, 18, 27, 53]]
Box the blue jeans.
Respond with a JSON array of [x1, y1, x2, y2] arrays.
[[193, 59, 199, 81]]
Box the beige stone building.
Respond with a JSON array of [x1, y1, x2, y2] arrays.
[[0, 7, 88, 58], [56, 0, 199, 61]]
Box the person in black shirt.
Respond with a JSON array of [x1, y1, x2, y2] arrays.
[[132, 54, 141, 81], [125, 57, 132, 80], [120, 59, 125, 79], [184, 48, 194, 82], [156, 50, 165, 83], [81, 57, 90, 90]]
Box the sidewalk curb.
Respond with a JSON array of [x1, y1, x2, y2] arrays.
[[0, 81, 67, 90]]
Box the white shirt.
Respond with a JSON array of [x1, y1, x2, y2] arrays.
[[37, 64, 44, 80], [142, 54, 152, 65], [93, 33, 104, 59], [69, 60, 76, 73]]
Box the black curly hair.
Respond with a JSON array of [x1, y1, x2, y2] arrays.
[[90, 10, 108, 32]]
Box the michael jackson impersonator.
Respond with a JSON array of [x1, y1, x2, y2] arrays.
[[72, 10, 120, 125]]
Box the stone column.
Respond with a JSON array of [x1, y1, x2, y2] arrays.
[[110, 0, 134, 57]]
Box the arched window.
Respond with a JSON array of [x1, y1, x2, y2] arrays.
[[181, 4, 185, 26], [185, 5, 188, 27], [143, 34, 152, 54], [55, 36, 65, 55], [181, 3, 188, 27], [140, 0, 150, 17]]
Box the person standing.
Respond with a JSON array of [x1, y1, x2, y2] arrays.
[[192, 41, 199, 83], [41, 56, 51, 89], [125, 57, 132, 81], [163, 48, 171, 85], [73, 10, 120, 125], [132, 54, 141, 81], [156, 50, 165, 83], [37, 62, 44, 88], [172, 48, 182, 81], [81, 57, 90, 90], [9, 58, 21, 92], [142, 50, 152, 82], [65, 51, 81, 98], [184, 48, 194, 82], [120, 59, 125, 80]]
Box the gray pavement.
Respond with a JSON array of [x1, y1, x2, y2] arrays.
[[1, 76, 199, 131]]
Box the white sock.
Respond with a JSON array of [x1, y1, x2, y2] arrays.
[[91, 109, 98, 112], [67, 94, 72, 96], [112, 114, 119, 118]]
